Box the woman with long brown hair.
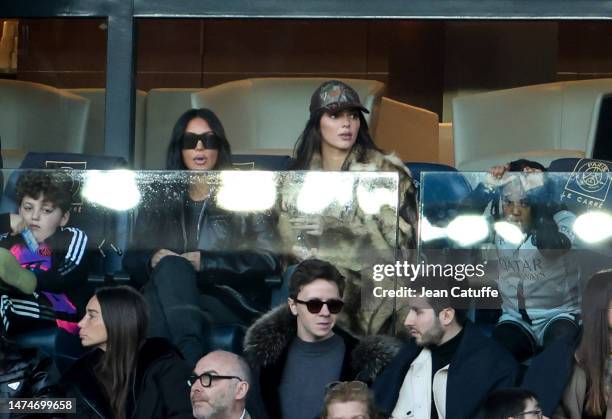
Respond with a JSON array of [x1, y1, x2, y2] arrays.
[[62, 285, 192, 418], [556, 270, 611, 418], [280, 80, 417, 336]]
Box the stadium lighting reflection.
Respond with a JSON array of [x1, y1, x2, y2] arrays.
[[420, 217, 447, 242], [356, 184, 395, 215], [297, 172, 353, 214], [493, 221, 526, 245], [82, 170, 141, 210], [573, 211, 612, 243], [217, 171, 276, 212], [447, 215, 489, 246]]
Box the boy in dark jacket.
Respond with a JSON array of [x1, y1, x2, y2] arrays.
[[0, 171, 88, 335]]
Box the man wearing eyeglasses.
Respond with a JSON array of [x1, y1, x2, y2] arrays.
[[372, 277, 519, 419], [243, 259, 400, 419], [482, 388, 546, 419], [189, 350, 252, 419]]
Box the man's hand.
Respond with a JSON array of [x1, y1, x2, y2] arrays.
[[181, 251, 201, 272], [151, 249, 179, 269], [9, 214, 27, 235]]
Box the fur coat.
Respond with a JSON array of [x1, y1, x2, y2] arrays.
[[243, 305, 402, 419], [278, 146, 417, 335]]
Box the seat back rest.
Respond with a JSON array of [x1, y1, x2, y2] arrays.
[[231, 154, 292, 170], [452, 79, 612, 171], [192, 78, 385, 154], [0, 80, 89, 154], [588, 93, 612, 161]]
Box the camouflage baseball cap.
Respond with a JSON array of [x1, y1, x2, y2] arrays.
[[309, 80, 369, 115]]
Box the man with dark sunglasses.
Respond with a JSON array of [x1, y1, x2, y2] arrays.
[[190, 350, 253, 419], [243, 259, 401, 419]]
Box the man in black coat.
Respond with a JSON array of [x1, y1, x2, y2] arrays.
[[372, 277, 519, 419]]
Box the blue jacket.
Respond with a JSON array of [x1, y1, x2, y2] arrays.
[[372, 321, 519, 419]]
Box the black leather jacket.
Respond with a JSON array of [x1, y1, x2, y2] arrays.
[[123, 184, 281, 303]]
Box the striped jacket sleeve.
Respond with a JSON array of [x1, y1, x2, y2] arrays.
[[35, 227, 89, 292]]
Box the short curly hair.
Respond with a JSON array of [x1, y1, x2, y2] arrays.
[[15, 171, 73, 213]]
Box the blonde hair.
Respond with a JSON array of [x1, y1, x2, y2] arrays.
[[321, 381, 377, 419]]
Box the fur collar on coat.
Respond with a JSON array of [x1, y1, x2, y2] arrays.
[[243, 304, 401, 382]]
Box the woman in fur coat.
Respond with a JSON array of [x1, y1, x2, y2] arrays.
[[280, 80, 417, 336]]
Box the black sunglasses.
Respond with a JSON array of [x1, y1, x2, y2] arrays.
[[187, 372, 242, 388], [181, 131, 222, 150], [294, 298, 344, 314]]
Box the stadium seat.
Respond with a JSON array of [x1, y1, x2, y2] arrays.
[[452, 78, 612, 170], [0, 80, 90, 159], [191, 78, 385, 154]]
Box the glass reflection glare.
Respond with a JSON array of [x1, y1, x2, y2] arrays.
[[420, 217, 447, 242], [447, 215, 489, 246], [217, 171, 276, 212], [356, 182, 395, 215], [573, 211, 612, 243], [297, 172, 353, 214], [493, 221, 526, 245], [82, 170, 141, 210]]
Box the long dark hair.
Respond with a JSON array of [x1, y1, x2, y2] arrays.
[[576, 270, 611, 416], [94, 286, 149, 419], [290, 109, 381, 170], [166, 108, 233, 170]]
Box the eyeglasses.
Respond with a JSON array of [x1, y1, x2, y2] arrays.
[[181, 132, 221, 150], [187, 372, 242, 388], [326, 381, 368, 393], [515, 409, 543, 418], [294, 298, 344, 314]]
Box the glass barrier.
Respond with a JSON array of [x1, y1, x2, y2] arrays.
[[7, 168, 611, 341], [417, 170, 612, 318], [0, 169, 403, 337]]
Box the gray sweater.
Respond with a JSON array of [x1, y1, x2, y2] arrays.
[[278, 334, 345, 419]]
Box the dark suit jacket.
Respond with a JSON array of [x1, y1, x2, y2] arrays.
[[372, 321, 519, 419]]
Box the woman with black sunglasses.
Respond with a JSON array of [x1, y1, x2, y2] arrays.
[[123, 108, 281, 366], [62, 286, 192, 419]]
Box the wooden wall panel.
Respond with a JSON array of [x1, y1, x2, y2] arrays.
[[17, 18, 106, 87], [201, 20, 368, 76], [17, 71, 105, 88], [387, 20, 445, 114], [136, 18, 202, 90], [16, 18, 612, 119], [558, 21, 612, 79]]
